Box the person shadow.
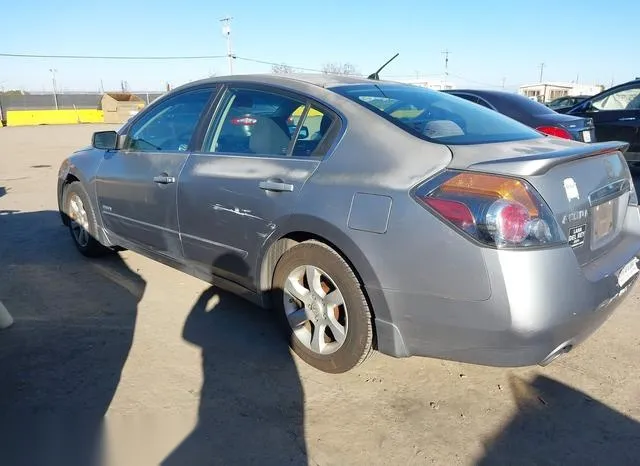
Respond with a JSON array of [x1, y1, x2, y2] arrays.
[[162, 253, 307, 466], [0, 209, 145, 466], [478, 374, 640, 465]]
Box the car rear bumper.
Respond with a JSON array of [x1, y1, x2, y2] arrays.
[[372, 228, 640, 367]]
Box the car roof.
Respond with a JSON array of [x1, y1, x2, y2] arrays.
[[447, 89, 524, 99], [176, 73, 376, 91]]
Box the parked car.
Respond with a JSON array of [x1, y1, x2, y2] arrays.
[[443, 89, 595, 142], [58, 74, 640, 373], [557, 78, 640, 166], [546, 95, 591, 111]]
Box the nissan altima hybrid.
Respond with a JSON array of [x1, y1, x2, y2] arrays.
[[57, 74, 640, 373]]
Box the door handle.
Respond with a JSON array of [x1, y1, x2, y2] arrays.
[[259, 180, 294, 192], [618, 117, 636, 121], [153, 175, 176, 184]]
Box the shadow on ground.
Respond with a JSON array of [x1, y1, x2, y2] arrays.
[[0, 186, 6, 198], [162, 254, 306, 465], [0, 210, 145, 466], [0, 211, 306, 465], [479, 374, 640, 465]]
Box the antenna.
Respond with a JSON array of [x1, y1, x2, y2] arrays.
[[367, 53, 399, 80]]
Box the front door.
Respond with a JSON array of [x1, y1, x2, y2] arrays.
[[571, 82, 640, 159], [178, 85, 340, 290], [95, 87, 215, 259]]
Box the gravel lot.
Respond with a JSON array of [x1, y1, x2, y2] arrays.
[[1, 125, 639, 466]]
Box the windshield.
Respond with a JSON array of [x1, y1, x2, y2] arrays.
[[332, 84, 542, 145]]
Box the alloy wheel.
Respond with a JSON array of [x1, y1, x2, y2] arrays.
[[283, 265, 348, 355]]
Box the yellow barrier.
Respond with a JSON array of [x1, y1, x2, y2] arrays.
[[292, 105, 324, 117], [6, 109, 104, 126]]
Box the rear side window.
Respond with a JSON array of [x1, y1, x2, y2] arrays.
[[333, 84, 541, 145], [204, 88, 338, 158]]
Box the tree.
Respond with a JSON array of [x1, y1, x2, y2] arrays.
[[321, 62, 358, 76], [272, 63, 294, 74]]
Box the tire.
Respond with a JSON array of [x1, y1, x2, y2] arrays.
[[62, 181, 110, 257], [272, 241, 374, 373]]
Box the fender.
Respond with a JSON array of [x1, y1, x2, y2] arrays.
[[57, 148, 111, 244], [256, 213, 393, 323]]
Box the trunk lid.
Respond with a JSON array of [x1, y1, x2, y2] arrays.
[[447, 138, 633, 265]]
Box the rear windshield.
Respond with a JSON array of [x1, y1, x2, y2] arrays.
[[496, 93, 557, 115], [332, 84, 542, 145]]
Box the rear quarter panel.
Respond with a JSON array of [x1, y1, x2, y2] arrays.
[[265, 96, 494, 322]]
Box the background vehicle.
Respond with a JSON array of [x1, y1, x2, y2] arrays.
[[546, 95, 591, 111], [57, 74, 640, 374], [558, 78, 640, 165], [444, 89, 596, 142]]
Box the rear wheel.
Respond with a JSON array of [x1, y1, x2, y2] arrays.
[[272, 241, 374, 373], [63, 182, 110, 257]]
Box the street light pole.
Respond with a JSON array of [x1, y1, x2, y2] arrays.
[[49, 68, 59, 110], [441, 49, 451, 89], [220, 17, 233, 75]]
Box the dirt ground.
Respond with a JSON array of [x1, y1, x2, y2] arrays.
[[1, 125, 639, 466]]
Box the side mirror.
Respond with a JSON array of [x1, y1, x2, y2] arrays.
[[92, 131, 119, 150], [298, 126, 309, 139]]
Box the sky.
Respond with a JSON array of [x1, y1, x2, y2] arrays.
[[1, 0, 638, 93]]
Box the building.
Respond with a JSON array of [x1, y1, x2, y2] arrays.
[[519, 82, 604, 103]]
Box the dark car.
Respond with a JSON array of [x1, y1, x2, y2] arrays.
[[444, 89, 595, 143], [57, 74, 640, 373], [558, 79, 640, 165], [546, 95, 591, 111]]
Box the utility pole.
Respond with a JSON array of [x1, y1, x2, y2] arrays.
[[441, 49, 451, 89], [501, 76, 506, 89], [49, 68, 59, 110], [220, 17, 234, 75], [538, 62, 545, 83]]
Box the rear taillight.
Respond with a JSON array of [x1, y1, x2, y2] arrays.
[[414, 170, 564, 248], [630, 176, 638, 206], [231, 116, 257, 125], [537, 125, 572, 139]]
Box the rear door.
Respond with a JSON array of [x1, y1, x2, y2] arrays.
[[95, 86, 215, 258], [570, 82, 640, 159], [177, 85, 341, 289]]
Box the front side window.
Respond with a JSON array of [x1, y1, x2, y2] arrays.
[[333, 84, 541, 145], [592, 86, 640, 111], [205, 88, 338, 158], [125, 88, 213, 152]]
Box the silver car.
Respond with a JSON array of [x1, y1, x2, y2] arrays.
[[57, 74, 640, 373]]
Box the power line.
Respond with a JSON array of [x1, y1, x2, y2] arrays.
[[234, 56, 324, 73], [0, 52, 227, 60], [0, 51, 457, 82], [448, 73, 506, 89]]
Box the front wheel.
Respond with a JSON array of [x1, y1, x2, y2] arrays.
[[62, 182, 110, 257], [272, 242, 374, 373]]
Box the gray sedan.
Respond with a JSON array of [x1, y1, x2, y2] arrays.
[[57, 74, 640, 373]]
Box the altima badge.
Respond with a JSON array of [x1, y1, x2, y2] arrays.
[[563, 178, 580, 202]]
